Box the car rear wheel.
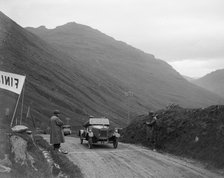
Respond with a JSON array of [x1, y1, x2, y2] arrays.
[[113, 138, 118, 149], [88, 138, 93, 149]]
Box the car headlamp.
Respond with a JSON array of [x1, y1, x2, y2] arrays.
[[89, 132, 94, 137]]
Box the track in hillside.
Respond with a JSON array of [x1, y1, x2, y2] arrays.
[[42, 135, 223, 178]]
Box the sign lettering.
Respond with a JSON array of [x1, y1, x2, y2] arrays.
[[0, 71, 26, 94]]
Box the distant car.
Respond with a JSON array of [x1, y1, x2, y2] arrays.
[[35, 127, 46, 134], [63, 125, 71, 136], [79, 117, 120, 149]]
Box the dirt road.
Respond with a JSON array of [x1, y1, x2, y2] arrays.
[[42, 135, 223, 178]]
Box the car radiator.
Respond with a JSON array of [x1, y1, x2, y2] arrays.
[[99, 130, 108, 138]]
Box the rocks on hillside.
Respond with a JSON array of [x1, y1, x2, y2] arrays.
[[8, 130, 52, 177]]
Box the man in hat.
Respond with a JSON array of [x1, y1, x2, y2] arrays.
[[49, 110, 67, 154], [145, 111, 158, 151]]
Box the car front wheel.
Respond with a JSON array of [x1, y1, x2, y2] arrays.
[[113, 138, 118, 149]]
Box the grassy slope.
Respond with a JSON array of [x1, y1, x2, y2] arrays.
[[1, 132, 83, 178], [121, 105, 224, 168], [0, 12, 129, 128], [34, 135, 83, 178], [27, 23, 224, 111]]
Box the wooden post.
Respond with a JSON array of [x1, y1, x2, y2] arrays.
[[19, 84, 25, 125], [10, 93, 21, 127]]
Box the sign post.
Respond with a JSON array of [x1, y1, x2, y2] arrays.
[[0, 70, 26, 127]]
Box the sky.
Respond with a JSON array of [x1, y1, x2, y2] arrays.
[[1, 0, 224, 78]]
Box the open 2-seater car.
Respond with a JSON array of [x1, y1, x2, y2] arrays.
[[78, 117, 120, 149]]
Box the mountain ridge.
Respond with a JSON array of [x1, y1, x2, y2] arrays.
[[1, 11, 223, 129], [193, 69, 224, 98], [26, 21, 224, 109]]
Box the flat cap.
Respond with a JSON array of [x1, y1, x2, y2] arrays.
[[53, 110, 60, 115], [149, 110, 154, 114]]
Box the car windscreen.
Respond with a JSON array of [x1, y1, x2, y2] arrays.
[[63, 125, 71, 128], [91, 125, 109, 129]]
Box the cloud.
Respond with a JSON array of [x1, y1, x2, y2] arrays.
[[169, 58, 224, 78], [1, 0, 224, 77]]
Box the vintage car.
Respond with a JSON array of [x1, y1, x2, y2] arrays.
[[79, 117, 120, 149]]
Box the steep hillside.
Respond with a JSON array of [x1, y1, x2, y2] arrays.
[[121, 105, 224, 168], [0, 12, 130, 128], [27, 23, 223, 109], [193, 69, 224, 98], [1, 11, 223, 130]]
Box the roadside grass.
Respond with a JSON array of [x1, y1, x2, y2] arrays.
[[34, 135, 83, 178]]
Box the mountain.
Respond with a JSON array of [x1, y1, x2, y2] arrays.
[[182, 75, 196, 82], [193, 69, 224, 98], [0, 12, 131, 127], [26, 23, 224, 108], [0, 11, 223, 129]]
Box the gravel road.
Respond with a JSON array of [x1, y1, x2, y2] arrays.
[[42, 135, 223, 178]]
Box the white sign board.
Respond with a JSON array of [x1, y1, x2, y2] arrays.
[[0, 71, 26, 94], [89, 118, 110, 125]]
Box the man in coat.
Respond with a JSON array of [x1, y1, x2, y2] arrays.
[[145, 111, 158, 151], [49, 110, 67, 154]]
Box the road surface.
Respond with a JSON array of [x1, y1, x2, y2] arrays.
[[42, 135, 223, 178]]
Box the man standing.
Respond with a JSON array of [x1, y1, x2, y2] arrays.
[[145, 111, 158, 151], [49, 110, 67, 154]]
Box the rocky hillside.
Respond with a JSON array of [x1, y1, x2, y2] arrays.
[[121, 105, 224, 168], [0, 11, 223, 130], [193, 69, 224, 98]]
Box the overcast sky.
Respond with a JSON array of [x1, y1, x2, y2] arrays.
[[1, 0, 224, 78]]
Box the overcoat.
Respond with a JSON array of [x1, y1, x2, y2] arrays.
[[49, 115, 65, 144], [146, 116, 157, 141]]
